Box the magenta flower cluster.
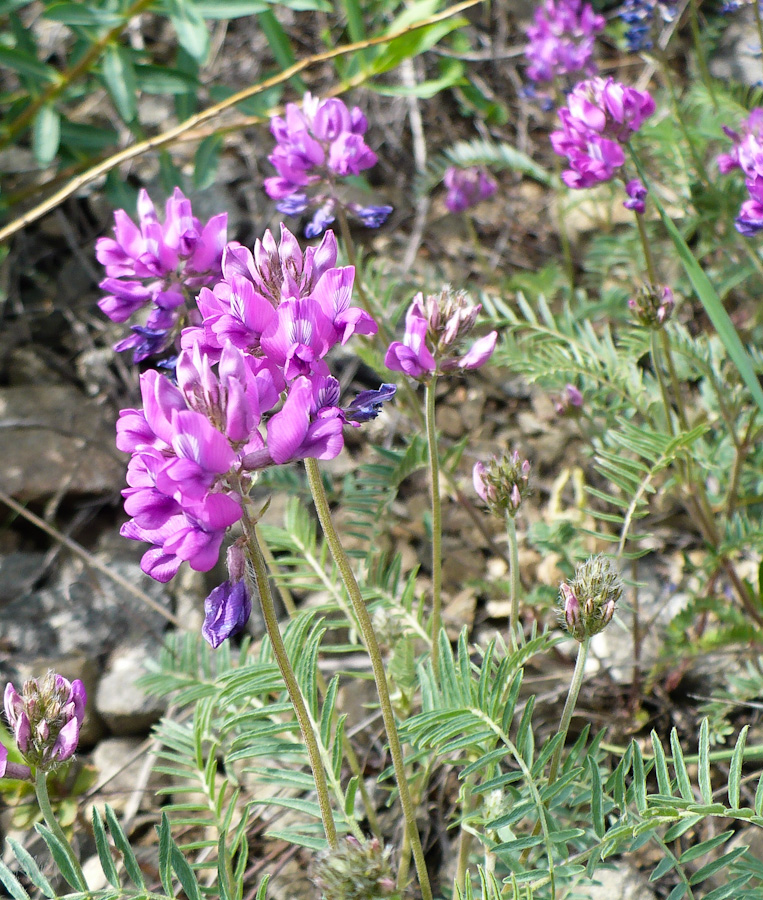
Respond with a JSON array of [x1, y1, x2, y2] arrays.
[[443, 167, 497, 213], [117, 224, 393, 646], [551, 77, 656, 189], [3, 673, 86, 775], [524, 0, 604, 85], [264, 93, 392, 238], [718, 108, 763, 235], [97, 188, 227, 362]]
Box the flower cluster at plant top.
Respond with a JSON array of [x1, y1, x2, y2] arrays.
[[97, 188, 227, 363], [264, 93, 392, 238], [718, 108, 763, 235], [443, 166, 497, 213], [618, 0, 678, 53], [524, 0, 604, 87], [558, 555, 623, 641], [473, 450, 532, 518], [2, 674, 86, 777], [384, 286, 497, 380], [117, 223, 395, 647], [550, 77, 656, 192]]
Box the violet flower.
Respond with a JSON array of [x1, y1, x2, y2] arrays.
[[97, 188, 227, 362], [718, 109, 763, 235], [443, 167, 497, 213], [618, 0, 678, 52], [4, 673, 86, 771], [623, 178, 647, 213], [264, 93, 392, 237], [203, 579, 252, 648], [524, 0, 604, 86], [550, 77, 655, 189], [385, 287, 497, 381]]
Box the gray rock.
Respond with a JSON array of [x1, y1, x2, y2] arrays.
[[95, 643, 166, 736], [0, 384, 124, 501], [0, 552, 46, 603], [580, 863, 655, 899]]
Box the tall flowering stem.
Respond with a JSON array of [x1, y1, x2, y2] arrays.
[[425, 377, 443, 677], [236, 482, 339, 851], [505, 513, 521, 648], [34, 768, 89, 891], [305, 457, 433, 900], [547, 638, 590, 784]]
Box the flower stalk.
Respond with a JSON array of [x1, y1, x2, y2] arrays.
[[425, 377, 443, 677], [305, 457, 433, 900], [34, 768, 89, 891]]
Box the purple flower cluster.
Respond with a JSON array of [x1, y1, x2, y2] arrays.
[[619, 0, 678, 53], [550, 77, 656, 188], [97, 188, 227, 362], [3, 673, 86, 773], [443, 166, 497, 213], [385, 287, 497, 380], [264, 93, 392, 238], [117, 224, 394, 646], [524, 0, 604, 85], [718, 109, 763, 235]]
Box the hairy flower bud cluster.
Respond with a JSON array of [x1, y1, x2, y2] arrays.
[[558, 555, 622, 641], [619, 0, 677, 52], [718, 108, 763, 235], [265, 93, 392, 238], [473, 450, 531, 518], [551, 77, 656, 189], [311, 836, 396, 900], [384, 286, 497, 380], [628, 283, 674, 328], [117, 223, 395, 646], [443, 166, 497, 213], [3, 673, 86, 773], [524, 0, 604, 86], [97, 188, 227, 362]]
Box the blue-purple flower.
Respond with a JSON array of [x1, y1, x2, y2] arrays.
[[443, 167, 497, 213]]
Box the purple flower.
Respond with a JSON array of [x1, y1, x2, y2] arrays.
[[719, 110, 763, 235], [443, 167, 497, 213], [264, 93, 391, 237], [4, 673, 86, 770], [524, 0, 604, 85], [623, 178, 647, 213], [202, 579, 252, 648], [619, 0, 678, 53], [97, 187, 227, 362], [343, 383, 397, 424], [385, 287, 497, 381], [551, 77, 655, 189]]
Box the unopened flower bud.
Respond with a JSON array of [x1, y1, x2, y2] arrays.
[[555, 383, 584, 417], [558, 555, 623, 641], [3, 673, 86, 771], [473, 449, 532, 518], [311, 835, 396, 900], [628, 283, 674, 329]]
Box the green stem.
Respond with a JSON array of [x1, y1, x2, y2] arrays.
[[425, 378, 443, 678], [455, 779, 475, 895], [237, 488, 339, 850], [756, 0, 763, 86], [547, 637, 589, 785], [34, 769, 89, 892], [505, 513, 521, 649], [305, 458, 433, 900], [634, 211, 658, 286], [688, 0, 717, 109]]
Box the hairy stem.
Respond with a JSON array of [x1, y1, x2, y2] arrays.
[[505, 513, 521, 648], [425, 377, 443, 678], [35, 768, 89, 892], [547, 637, 589, 785], [305, 458, 433, 900], [237, 489, 338, 849]]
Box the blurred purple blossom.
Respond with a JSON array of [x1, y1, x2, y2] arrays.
[[524, 0, 604, 85], [623, 178, 647, 213], [718, 109, 763, 235], [550, 77, 655, 188], [619, 0, 678, 52], [443, 167, 497, 213]]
